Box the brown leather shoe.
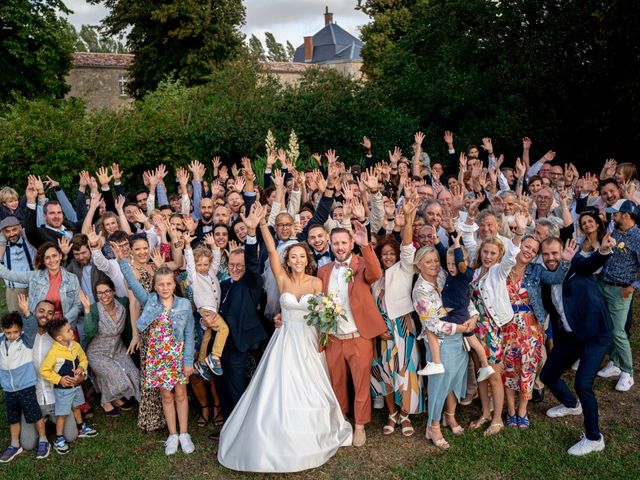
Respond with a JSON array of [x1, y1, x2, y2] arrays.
[[352, 427, 366, 447]]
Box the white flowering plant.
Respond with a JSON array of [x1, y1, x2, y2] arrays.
[[305, 292, 346, 346]]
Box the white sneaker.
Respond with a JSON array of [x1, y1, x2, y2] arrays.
[[571, 360, 580, 371], [417, 362, 445, 376], [373, 395, 384, 409], [178, 433, 195, 454], [477, 366, 495, 382], [546, 401, 583, 418], [567, 433, 605, 456], [597, 361, 621, 378], [164, 434, 179, 456], [615, 372, 634, 392]]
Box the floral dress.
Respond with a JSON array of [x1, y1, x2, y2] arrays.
[[135, 265, 166, 432], [146, 309, 187, 390], [370, 285, 424, 414], [501, 278, 544, 399], [470, 278, 504, 365]]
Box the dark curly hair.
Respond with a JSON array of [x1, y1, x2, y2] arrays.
[[375, 235, 400, 270], [34, 242, 64, 270], [281, 242, 316, 276]]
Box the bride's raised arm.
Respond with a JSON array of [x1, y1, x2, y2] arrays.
[[257, 205, 287, 285]]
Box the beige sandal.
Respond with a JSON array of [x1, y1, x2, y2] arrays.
[[442, 411, 464, 435], [399, 413, 414, 437], [383, 411, 399, 435], [426, 426, 450, 450], [469, 415, 491, 431], [484, 422, 504, 437]]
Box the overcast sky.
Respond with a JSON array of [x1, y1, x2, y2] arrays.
[[63, 0, 369, 49]]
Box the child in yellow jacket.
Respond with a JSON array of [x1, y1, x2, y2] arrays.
[[39, 318, 97, 455]]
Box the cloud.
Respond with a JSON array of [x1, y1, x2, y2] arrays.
[[61, 0, 370, 48]]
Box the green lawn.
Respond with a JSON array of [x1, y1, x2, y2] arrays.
[[1, 284, 638, 479]]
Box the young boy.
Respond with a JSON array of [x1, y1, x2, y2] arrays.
[[418, 234, 495, 382], [184, 238, 228, 378], [39, 318, 97, 454], [0, 312, 50, 462]]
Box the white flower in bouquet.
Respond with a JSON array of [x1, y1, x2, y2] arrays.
[[305, 292, 346, 347]]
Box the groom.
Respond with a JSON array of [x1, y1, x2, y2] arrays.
[[317, 222, 387, 447]]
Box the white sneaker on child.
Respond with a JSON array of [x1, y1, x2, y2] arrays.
[[477, 366, 495, 382], [179, 433, 195, 454], [417, 362, 445, 376], [165, 434, 179, 456], [567, 433, 605, 456]]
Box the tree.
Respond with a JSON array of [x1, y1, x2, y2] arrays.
[[264, 32, 289, 62], [0, 0, 75, 103], [364, 0, 640, 167], [248, 34, 266, 61], [92, 0, 246, 98], [286, 41, 296, 62], [72, 24, 129, 53]]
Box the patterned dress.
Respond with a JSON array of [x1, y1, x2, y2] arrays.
[[370, 286, 424, 414], [146, 309, 187, 390], [470, 279, 504, 365], [501, 278, 544, 399], [135, 265, 166, 432]]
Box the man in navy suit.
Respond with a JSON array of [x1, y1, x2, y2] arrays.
[[540, 234, 615, 456], [212, 204, 267, 421]]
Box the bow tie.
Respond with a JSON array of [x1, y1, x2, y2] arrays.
[[336, 261, 350, 268], [8, 242, 23, 248]]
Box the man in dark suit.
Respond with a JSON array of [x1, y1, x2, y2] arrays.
[[24, 185, 80, 249], [213, 204, 267, 420], [540, 234, 615, 456]]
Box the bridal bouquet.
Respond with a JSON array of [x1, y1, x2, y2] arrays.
[[305, 292, 346, 347]]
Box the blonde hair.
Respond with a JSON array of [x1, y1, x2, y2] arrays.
[[446, 245, 470, 273], [193, 245, 213, 262], [471, 237, 506, 270], [414, 245, 438, 268], [616, 162, 637, 183], [0, 187, 19, 205]]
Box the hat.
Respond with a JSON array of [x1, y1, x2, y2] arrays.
[[0, 216, 20, 230], [606, 199, 637, 215]]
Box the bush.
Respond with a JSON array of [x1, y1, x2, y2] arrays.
[[0, 63, 419, 192]]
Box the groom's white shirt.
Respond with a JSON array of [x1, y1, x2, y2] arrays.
[[329, 256, 358, 335]]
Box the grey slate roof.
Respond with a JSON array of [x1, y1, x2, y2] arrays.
[[293, 23, 363, 64]]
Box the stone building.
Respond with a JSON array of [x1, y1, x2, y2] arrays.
[[66, 52, 135, 110]]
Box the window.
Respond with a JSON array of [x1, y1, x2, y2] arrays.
[[118, 74, 129, 97]]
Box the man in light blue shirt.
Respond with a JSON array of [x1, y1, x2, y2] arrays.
[[0, 217, 35, 312]]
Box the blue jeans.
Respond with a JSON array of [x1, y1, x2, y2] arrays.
[[541, 328, 612, 441]]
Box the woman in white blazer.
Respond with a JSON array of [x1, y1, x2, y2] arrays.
[[467, 212, 526, 436], [370, 195, 423, 437]]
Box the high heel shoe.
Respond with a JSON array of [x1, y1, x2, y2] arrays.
[[426, 426, 450, 449], [398, 413, 414, 437], [442, 412, 464, 435]]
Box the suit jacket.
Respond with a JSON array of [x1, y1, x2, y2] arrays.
[[219, 241, 268, 352], [562, 250, 613, 341], [317, 245, 387, 340], [24, 205, 78, 249], [66, 259, 111, 301]]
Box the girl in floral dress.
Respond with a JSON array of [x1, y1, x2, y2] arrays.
[[115, 241, 196, 456]]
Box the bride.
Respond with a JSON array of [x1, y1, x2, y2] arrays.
[[217, 203, 353, 473]]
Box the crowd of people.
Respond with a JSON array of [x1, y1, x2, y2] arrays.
[[0, 132, 638, 471]]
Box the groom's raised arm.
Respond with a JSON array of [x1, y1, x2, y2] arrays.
[[361, 244, 382, 285]]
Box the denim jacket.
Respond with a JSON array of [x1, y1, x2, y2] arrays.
[[118, 260, 195, 367], [522, 261, 570, 323], [0, 264, 81, 327]]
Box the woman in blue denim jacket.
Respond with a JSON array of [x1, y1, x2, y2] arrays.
[[502, 235, 574, 429], [115, 249, 196, 456], [0, 242, 81, 327]]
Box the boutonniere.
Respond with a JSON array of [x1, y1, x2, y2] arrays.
[[616, 241, 627, 253], [345, 268, 354, 284]]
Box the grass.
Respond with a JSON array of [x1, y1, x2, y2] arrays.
[[0, 285, 638, 479]]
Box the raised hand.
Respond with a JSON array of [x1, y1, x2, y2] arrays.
[[111, 163, 123, 182], [468, 192, 486, 216], [241, 157, 255, 182], [241, 202, 265, 231], [541, 150, 556, 163], [351, 197, 365, 221], [341, 182, 353, 202], [115, 194, 126, 213], [352, 220, 369, 247], [513, 211, 528, 234], [361, 136, 372, 151], [79, 170, 90, 191], [271, 169, 284, 190], [212, 155, 222, 172], [176, 167, 189, 187], [150, 248, 165, 269], [481, 137, 493, 155], [459, 152, 468, 172], [182, 215, 197, 234], [58, 236, 71, 257], [312, 152, 322, 166], [45, 176, 60, 189], [203, 233, 217, 248], [182, 231, 195, 248], [228, 239, 241, 252], [561, 238, 579, 262], [515, 157, 526, 178], [155, 164, 168, 183], [234, 177, 246, 193], [495, 154, 505, 170], [79, 290, 91, 313], [361, 167, 379, 192], [96, 166, 113, 188], [132, 208, 148, 225], [325, 149, 339, 164], [414, 131, 425, 146], [522, 137, 532, 150], [600, 231, 617, 254], [219, 165, 229, 182], [110, 240, 127, 261], [17, 293, 30, 317], [443, 130, 454, 147], [87, 226, 103, 250], [388, 146, 402, 164], [602, 158, 617, 178]]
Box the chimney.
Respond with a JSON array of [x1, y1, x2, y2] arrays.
[[324, 6, 333, 26], [304, 36, 314, 62]]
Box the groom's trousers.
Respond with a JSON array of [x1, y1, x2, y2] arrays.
[[326, 334, 373, 425]]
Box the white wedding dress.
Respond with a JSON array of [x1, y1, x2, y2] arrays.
[[217, 293, 353, 473]]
